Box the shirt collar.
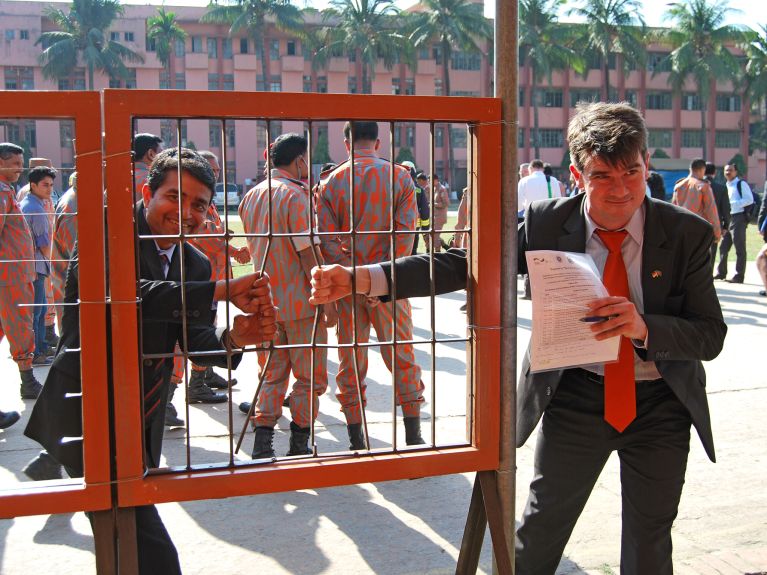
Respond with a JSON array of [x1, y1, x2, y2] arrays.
[[154, 242, 176, 261], [584, 201, 645, 247], [269, 168, 308, 190]]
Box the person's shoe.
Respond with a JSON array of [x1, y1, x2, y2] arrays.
[[238, 401, 252, 415], [251, 426, 275, 459], [347, 423, 366, 450], [203, 366, 237, 389], [22, 451, 63, 481], [32, 353, 53, 366], [283, 393, 291, 408], [286, 421, 312, 456], [20, 370, 42, 399], [759, 290, 766, 297], [404, 416, 426, 446], [188, 370, 227, 404], [726, 276, 744, 284], [45, 325, 59, 348], [0, 410, 20, 430], [713, 273, 726, 280], [459, 303, 467, 312], [164, 384, 184, 427]]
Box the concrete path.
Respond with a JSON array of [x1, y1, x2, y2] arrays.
[[0, 267, 765, 574]]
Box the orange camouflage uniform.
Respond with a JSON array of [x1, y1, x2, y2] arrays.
[[672, 176, 722, 242], [239, 169, 327, 428], [317, 150, 424, 425], [0, 180, 36, 370]]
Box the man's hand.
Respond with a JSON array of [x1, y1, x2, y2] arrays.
[[233, 246, 251, 265], [228, 310, 278, 347], [309, 265, 356, 304], [586, 296, 648, 342], [322, 303, 338, 327], [215, 272, 272, 314]]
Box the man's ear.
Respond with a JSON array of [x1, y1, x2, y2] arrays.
[[141, 182, 153, 208], [374, 139, 380, 151]]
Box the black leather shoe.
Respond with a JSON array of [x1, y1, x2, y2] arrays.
[[203, 367, 237, 389], [0, 410, 20, 430], [404, 416, 426, 446], [713, 273, 726, 280], [726, 276, 744, 284], [32, 353, 53, 366], [188, 370, 227, 404], [252, 426, 275, 459], [23, 451, 63, 481], [238, 401, 252, 414], [759, 290, 766, 297], [20, 370, 42, 399], [347, 423, 366, 450]]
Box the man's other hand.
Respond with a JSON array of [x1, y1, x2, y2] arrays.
[[309, 265, 356, 304], [216, 272, 272, 314], [233, 246, 251, 264], [228, 309, 277, 347]]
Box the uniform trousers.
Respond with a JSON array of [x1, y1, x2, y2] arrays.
[[335, 295, 424, 425], [0, 282, 35, 370], [255, 316, 328, 428], [515, 368, 691, 575], [717, 212, 748, 279]]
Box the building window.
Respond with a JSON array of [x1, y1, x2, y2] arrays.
[[175, 72, 185, 89], [435, 126, 444, 148], [451, 127, 467, 148], [586, 52, 602, 70], [681, 92, 702, 111], [239, 38, 248, 54], [453, 91, 480, 97], [207, 37, 218, 59], [405, 124, 416, 148], [570, 89, 600, 108], [418, 47, 430, 59], [539, 89, 563, 108], [160, 119, 188, 147], [535, 128, 564, 148], [317, 76, 327, 93], [287, 40, 296, 56], [222, 38, 232, 59], [647, 52, 672, 72], [716, 93, 741, 112], [405, 78, 415, 96], [348, 77, 357, 94], [434, 78, 443, 96], [159, 71, 169, 89], [715, 130, 741, 148], [208, 73, 219, 90], [209, 121, 222, 147], [58, 69, 86, 91], [226, 122, 236, 147], [451, 51, 481, 71], [391, 78, 401, 95], [624, 90, 638, 108], [270, 77, 281, 92], [433, 45, 443, 65], [518, 88, 525, 107], [109, 69, 136, 89], [648, 129, 672, 148], [303, 75, 312, 92], [223, 74, 234, 90], [269, 39, 279, 60], [109, 76, 121, 88], [20, 30, 29, 40], [5, 67, 34, 90], [518, 127, 525, 148], [175, 38, 185, 57], [110, 31, 119, 42], [5, 30, 15, 41], [59, 121, 74, 148], [646, 91, 672, 110], [681, 129, 703, 148], [191, 36, 203, 53], [124, 32, 134, 42], [147, 36, 156, 52]]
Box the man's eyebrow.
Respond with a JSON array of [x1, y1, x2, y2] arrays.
[[587, 161, 642, 177]]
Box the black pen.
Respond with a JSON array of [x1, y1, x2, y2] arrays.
[[580, 315, 612, 323]]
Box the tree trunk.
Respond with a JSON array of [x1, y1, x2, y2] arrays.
[[261, 36, 270, 92], [533, 83, 540, 159], [602, 59, 609, 101], [443, 39, 455, 186], [88, 63, 94, 91], [700, 99, 707, 160]]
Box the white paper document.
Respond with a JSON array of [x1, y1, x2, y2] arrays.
[[525, 250, 620, 372]]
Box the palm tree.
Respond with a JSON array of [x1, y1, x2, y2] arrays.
[[407, 0, 491, 184], [315, 0, 408, 95], [36, 0, 144, 90], [744, 25, 767, 181], [148, 6, 188, 89], [661, 0, 746, 159], [568, 0, 646, 101], [202, 0, 304, 93], [519, 0, 583, 158]]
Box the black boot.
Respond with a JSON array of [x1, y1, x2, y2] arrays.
[[20, 369, 42, 400], [404, 416, 426, 446], [165, 384, 184, 427], [286, 421, 312, 456], [0, 410, 20, 430], [251, 426, 275, 459], [45, 325, 59, 348], [188, 369, 227, 403], [203, 366, 237, 389], [23, 451, 63, 481], [347, 423, 366, 450]]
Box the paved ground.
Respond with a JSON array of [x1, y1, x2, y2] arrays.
[[0, 265, 765, 574]]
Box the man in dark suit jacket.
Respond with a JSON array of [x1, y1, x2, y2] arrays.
[[25, 148, 277, 575], [704, 162, 731, 268], [309, 103, 726, 575]]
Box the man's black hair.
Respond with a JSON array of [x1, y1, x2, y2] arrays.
[[415, 171, 428, 180], [270, 133, 307, 167], [28, 166, 57, 185], [147, 148, 216, 201], [543, 164, 553, 176], [133, 133, 163, 162], [690, 158, 706, 172], [704, 162, 717, 177], [343, 121, 378, 142], [0, 142, 23, 160]]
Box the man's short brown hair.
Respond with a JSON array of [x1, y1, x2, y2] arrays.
[[567, 102, 647, 171]]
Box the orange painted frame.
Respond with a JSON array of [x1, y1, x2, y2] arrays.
[[102, 90, 502, 507], [0, 91, 111, 518]]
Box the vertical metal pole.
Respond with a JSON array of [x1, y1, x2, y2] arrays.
[[494, 0, 518, 571]]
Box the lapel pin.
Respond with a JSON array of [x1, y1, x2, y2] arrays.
[[651, 270, 662, 279]]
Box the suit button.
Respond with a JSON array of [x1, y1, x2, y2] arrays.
[[192, 310, 200, 318], [144, 359, 152, 367], [172, 310, 180, 318], [545, 386, 552, 397]]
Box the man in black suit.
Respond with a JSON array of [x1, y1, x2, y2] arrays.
[[309, 102, 726, 574], [704, 162, 730, 268], [24, 148, 277, 575]]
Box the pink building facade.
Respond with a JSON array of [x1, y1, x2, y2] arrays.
[[0, 0, 764, 191]]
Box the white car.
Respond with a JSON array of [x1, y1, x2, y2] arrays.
[[214, 183, 240, 208]]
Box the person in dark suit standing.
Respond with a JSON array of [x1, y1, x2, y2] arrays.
[[24, 148, 277, 575], [704, 162, 730, 269], [309, 102, 726, 575]]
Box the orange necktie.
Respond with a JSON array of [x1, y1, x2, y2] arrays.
[[595, 229, 636, 432]]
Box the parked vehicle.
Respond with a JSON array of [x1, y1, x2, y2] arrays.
[[214, 183, 240, 208]]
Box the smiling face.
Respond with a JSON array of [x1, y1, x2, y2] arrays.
[[0, 153, 23, 184], [142, 169, 212, 248], [571, 151, 649, 231]]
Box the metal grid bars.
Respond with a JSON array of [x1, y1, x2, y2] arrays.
[[0, 92, 110, 519], [102, 90, 501, 508]]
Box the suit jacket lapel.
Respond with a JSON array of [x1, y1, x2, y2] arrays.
[[641, 198, 673, 313], [136, 203, 166, 281], [557, 196, 587, 253]]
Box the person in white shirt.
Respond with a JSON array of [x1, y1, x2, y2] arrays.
[[518, 159, 562, 218], [715, 163, 754, 283]]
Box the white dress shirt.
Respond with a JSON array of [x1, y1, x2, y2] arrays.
[[518, 171, 561, 215]]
